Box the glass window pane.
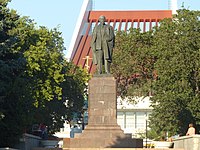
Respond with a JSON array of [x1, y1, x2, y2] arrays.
[[117, 112, 124, 129], [136, 112, 146, 129], [126, 112, 135, 129]]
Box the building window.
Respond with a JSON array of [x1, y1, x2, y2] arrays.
[[125, 112, 135, 129], [136, 112, 146, 129], [117, 112, 124, 129]]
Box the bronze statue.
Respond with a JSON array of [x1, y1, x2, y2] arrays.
[[91, 15, 115, 74]]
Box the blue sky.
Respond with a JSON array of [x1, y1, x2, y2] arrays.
[[8, 0, 199, 56]]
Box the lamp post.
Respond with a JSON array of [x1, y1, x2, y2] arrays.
[[145, 114, 148, 148]]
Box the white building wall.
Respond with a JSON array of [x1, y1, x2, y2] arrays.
[[117, 96, 153, 138]]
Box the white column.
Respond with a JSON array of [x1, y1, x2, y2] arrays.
[[66, 0, 93, 61], [168, 0, 178, 14]]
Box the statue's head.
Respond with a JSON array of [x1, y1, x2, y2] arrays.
[[99, 15, 106, 24]]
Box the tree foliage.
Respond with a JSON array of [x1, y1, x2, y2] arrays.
[[0, 1, 89, 147], [112, 8, 200, 138], [149, 9, 200, 137], [111, 28, 155, 99], [0, 1, 29, 146], [62, 62, 90, 123]]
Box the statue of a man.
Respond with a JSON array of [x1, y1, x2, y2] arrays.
[[91, 15, 115, 74]]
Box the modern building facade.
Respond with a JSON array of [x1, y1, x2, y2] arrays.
[[117, 97, 152, 137], [67, 0, 176, 137]]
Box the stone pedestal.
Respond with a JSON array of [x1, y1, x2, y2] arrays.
[[63, 75, 143, 148]]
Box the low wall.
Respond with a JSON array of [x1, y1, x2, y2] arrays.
[[173, 134, 200, 150], [33, 148, 184, 150], [17, 133, 41, 150]]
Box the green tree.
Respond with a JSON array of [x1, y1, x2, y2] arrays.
[[149, 9, 200, 137], [112, 8, 200, 139], [0, 1, 89, 147], [17, 20, 65, 106], [0, 0, 34, 146], [21, 24, 66, 134], [61, 62, 90, 123], [32, 61, 90, 135], [111, 28, 155, 99]]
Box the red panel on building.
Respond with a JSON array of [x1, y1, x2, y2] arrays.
[[71, 10, 172, 74]]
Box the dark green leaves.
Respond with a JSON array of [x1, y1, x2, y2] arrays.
[[112, 9, 200, 138]]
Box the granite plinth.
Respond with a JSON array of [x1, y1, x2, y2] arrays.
[[63, 75, 142, 148]]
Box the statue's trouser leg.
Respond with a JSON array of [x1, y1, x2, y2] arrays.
[[105, 60, 111, 74], [96, 50, 103, 74]]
